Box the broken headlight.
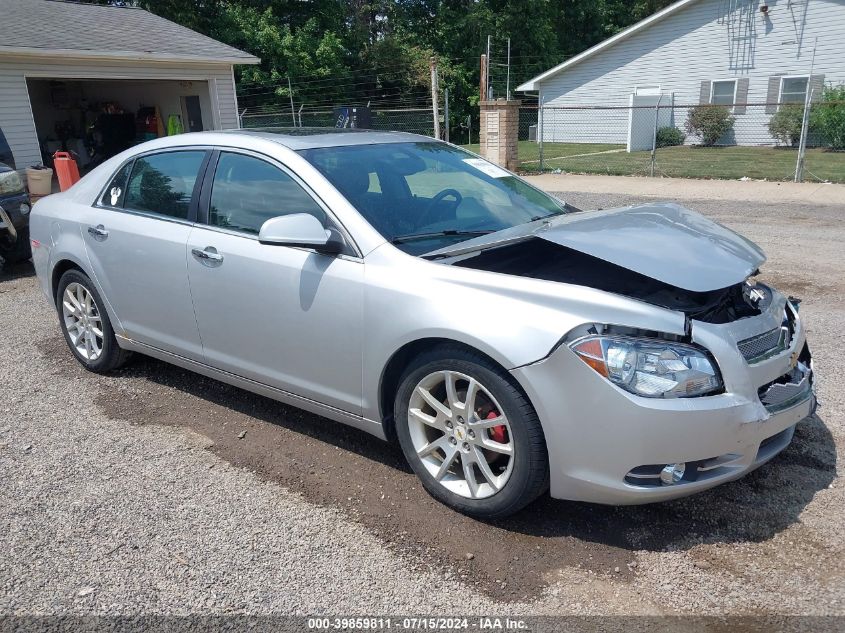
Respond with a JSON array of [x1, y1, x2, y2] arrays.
[[570, 336, 722, 398]]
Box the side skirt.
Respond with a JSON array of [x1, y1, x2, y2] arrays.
[[116, 335, 387, 440]]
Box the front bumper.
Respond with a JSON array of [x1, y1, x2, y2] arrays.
[[0, 192, 32, 238], [512, 294, 816, 505]]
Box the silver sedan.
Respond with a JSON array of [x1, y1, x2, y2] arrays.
[[30, 130, 816, 518]]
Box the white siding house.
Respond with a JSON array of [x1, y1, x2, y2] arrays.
[[0, 0, 258, 173], [517, 0, 845, 146]]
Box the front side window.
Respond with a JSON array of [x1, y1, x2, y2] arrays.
[[711, 80, 736, 106], [208, 152, 326, 234], [299, 142, 567, 255], [781, 77, 808, 104], [124, 151, 206, 219]]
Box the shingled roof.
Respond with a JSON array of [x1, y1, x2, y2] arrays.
[[0, 0, 259, 65]]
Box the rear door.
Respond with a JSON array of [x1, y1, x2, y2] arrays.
[[185, 149, 364, 414], [80, 149, 210, 360]]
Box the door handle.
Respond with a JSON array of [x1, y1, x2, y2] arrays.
[[191, 247, 224, 263], [87, 224, 109, 239]]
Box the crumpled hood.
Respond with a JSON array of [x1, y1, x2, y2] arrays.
[[528, 202, 765, 292], [427, 202, 766, 294]]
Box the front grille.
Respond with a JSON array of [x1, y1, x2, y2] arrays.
[[737, 304, 795, 364], [758, 358, 813, 413], [738, 327, 786, 362]]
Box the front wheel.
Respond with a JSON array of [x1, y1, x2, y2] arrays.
[[395, 346, 549, 519], [0, 227, 32, 264], [56, 269, 131, 373]]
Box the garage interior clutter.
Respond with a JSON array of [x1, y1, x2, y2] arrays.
[[27, 78, 210, 182]]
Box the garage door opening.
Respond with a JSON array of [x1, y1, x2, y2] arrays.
[[26, 78, 212, 174]]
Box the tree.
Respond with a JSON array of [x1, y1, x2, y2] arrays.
[[116, 0, 680, 133], [811, 85, 845, 150]]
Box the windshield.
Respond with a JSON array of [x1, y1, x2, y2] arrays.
[[298, 142, 568, 254]]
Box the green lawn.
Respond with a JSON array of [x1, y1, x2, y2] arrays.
[[461, 141, 845, 183]]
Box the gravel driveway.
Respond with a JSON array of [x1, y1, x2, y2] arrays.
[[0, 190, 842, 618]]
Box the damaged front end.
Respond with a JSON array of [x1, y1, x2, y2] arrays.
[[451, 237, 764, 324], [437, 202, 817, 503], [433, 202, 770, 324]]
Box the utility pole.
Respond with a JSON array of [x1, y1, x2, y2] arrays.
[[651, 92, 664, 177], [430, 56, 440, 140], [795, 37, 818, 183], [287, 76, 296, 127], [506, 38, 511, 101], [538, 95, 545, 171], [479, 54, 487, 102], [486, 35, 492, 100], [444, 88, 450, 143]]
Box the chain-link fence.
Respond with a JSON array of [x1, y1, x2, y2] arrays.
[[511, 102, 845, 183], [241, 107, 436, 137]]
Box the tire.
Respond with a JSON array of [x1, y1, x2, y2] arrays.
[[56, 269, 132, 373], [0, 227, 32, 264], [394, 345, 549, 519]]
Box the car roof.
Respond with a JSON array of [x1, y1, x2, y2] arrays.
[[219, 128, 433, 150]]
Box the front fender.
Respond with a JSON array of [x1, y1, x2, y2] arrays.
[[361, 244, 686, 422]]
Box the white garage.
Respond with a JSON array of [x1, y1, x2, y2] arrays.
[[0, 0, 258, 176]]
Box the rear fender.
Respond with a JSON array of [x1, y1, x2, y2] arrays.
[[49, 225, 125, 335]]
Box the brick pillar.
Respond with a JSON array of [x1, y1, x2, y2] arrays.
[[479, 99, 520, 172]]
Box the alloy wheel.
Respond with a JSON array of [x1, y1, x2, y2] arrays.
[[407, 370, 514, 499], [62, 282, 104, 361]]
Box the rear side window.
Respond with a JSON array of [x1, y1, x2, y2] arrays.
[[124, 151, 206, 219], [100, 161, 132, 207], [208, 152, 326, 234]]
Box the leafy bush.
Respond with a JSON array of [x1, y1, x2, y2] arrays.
[[655, 126, 685, 147], [768, 104, 805, 147], [810, 85, 845, 150], [684, 105, 735, 146]]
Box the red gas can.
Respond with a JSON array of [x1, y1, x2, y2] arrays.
[[53, 152, 81, 191]]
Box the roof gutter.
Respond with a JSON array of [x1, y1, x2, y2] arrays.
[[0, 46, 260, 65]]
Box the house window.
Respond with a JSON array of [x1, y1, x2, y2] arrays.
[[781, 76, 809, 104], [711, 80, 737, 106]]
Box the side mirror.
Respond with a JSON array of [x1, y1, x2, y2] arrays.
[[258, 213, 344, 255]]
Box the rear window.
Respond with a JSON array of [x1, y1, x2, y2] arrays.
[[100, 162, 132, 207], [124, 151, 206, 220]]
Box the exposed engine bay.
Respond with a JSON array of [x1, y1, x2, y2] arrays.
[[452, 238, 764, 324]]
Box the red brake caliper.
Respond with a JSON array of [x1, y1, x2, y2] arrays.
[[487, 410, 508, 444]]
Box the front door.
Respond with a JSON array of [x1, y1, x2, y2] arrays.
[[80, 150, 209, 360], [185, 151, 364, 414]]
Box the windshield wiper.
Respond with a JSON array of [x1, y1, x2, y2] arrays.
[[390, 230, 494, 245]]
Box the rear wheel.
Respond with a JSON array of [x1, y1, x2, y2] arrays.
[[395, 346, 549, 519], [56, 269, 131, 373]]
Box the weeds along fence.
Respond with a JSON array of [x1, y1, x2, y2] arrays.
[[241, 107, 437, 137], [514, 102, 845, 183]]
